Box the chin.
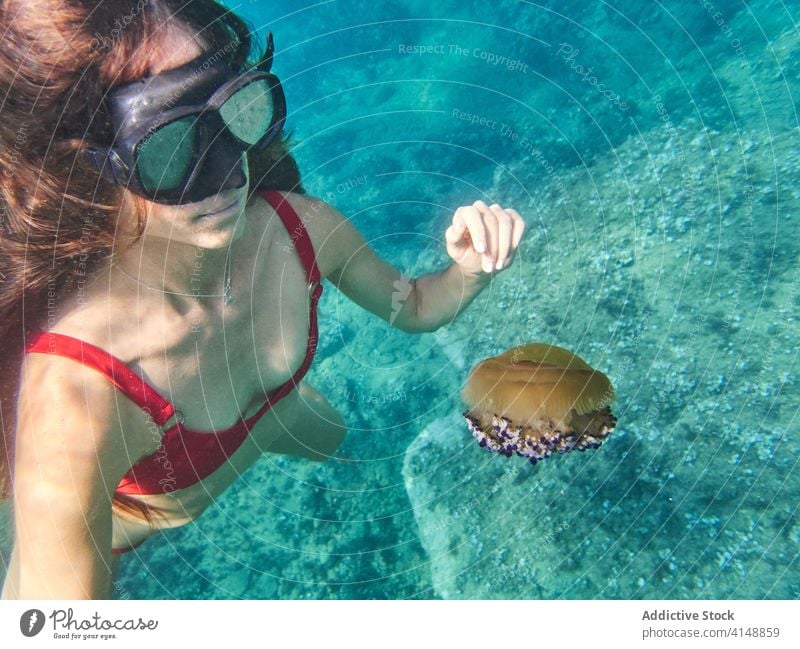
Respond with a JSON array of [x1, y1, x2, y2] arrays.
[[185, 208, 247, 248]]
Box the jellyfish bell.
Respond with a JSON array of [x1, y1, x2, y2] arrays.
[[461, 343, 617, 464]]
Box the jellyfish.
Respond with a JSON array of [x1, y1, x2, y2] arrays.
[[461, 343, 617, 464]]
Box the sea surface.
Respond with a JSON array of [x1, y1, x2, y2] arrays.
[[2, 0, 799, 599]]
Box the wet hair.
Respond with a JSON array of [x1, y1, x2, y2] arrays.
[[0, 0, 305, 522]]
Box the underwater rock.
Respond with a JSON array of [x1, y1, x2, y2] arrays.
[[403, 415, 585, 599]]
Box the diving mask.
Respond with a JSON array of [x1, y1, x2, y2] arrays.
[[85, 33, 286, 204]]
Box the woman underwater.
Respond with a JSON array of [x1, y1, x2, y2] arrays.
[[0, 0, 524, 599]]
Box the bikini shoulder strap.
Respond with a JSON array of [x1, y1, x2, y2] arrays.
[[260, 190, 321, 284], [25, 330, 177, 427]]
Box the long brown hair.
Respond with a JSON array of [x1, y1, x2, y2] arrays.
[[0, 0, 304, 521]]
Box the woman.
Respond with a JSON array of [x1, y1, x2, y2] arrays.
[[0, 0, 525, 599]]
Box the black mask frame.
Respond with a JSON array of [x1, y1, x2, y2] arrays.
[[85, 33, 285, 205]]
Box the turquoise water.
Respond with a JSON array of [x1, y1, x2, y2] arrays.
[[4, 0, 799, 599]]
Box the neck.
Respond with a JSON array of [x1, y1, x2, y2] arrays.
[[112, 217, 247, 301]]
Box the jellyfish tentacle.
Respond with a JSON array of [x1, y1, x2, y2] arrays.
[[463, 404, 617, 464]]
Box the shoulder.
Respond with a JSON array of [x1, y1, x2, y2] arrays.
[[17, 351, 159, 481], [249, 190, 353, 281], [11, 352, 151, 597], [34, 263, 190, 360]]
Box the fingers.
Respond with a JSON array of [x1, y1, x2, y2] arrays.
[[445, 211, 467, 245], [455, 205, 487, 253], [489, 203, 512, 270], [472, 200, 522, 271], [449, 200, 526, 272], [506, 207, 526, 250], [452, 210, 467, 239], [475, 201, 499, 273]]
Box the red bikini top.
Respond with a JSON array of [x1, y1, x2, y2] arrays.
[[24, 190, 324, 496]]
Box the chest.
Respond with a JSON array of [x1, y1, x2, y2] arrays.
[[137, 220, 317, 433]]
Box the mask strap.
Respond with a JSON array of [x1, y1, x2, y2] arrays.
[[84, 147, 126, 185], [258, 32, 275, 73]]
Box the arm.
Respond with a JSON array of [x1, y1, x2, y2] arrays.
[[2, 354, 148, 599], [412, 262, 492, 333], [289, 194, 525, 334]]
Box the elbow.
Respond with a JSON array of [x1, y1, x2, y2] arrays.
[[389, 315, 422, 334], [411, 319, 441, 334], [389, 298, 438, 334], [391, 278, 439, 334], [392, 314, 440, 334]]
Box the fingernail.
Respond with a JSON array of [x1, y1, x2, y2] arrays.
[[482, 258, 493, 273], [495, 259, 504, 270]]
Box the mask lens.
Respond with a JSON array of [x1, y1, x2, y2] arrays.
[[219, 79, 274, 145], [136, 116, 197, 193]]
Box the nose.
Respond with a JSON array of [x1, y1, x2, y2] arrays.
[[181, 122, 247, 204]]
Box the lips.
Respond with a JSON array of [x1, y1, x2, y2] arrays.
[[195, 193, 243, 219]]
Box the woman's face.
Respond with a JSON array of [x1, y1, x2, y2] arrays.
[[121, 163, 250, 251], [120, 29, 250, 250]]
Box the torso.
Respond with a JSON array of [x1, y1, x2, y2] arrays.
[[37, 191, 332, 547]]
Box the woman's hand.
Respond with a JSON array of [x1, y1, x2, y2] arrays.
[[445, 200, 525, 277]]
